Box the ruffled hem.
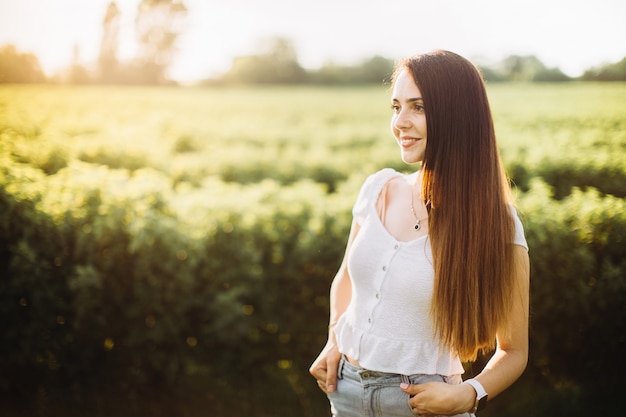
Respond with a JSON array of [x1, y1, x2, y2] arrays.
[[335, 316, 465, 376]]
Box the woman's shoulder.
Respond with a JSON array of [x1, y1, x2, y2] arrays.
[[358, 168, 416, 200], [353, 169, 404, 220], [364, 168, 404, 186], [508, 205, 529, 251]]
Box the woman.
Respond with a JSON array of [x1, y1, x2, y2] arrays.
[[309, 50, 530, 417]]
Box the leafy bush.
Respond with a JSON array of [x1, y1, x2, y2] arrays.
[[0, 157, 357, 416], [507, 155, 626, 199], [1, 84, 625, 416]]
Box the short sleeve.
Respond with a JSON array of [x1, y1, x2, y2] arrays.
[[510, 205, 529, 251], [352, 168, 398, 226]]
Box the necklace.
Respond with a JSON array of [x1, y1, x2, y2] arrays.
[[410, 199, 428, 231], [410, 178, 428, 231]]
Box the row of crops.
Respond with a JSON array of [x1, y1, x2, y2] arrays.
[[1, 83, 625, 416]]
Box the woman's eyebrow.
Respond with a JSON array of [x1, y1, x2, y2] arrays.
[[391, 97, 423, 103]]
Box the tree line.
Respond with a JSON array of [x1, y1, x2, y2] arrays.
[[1, 0, 625, 85], [201, 42, 626, 85]]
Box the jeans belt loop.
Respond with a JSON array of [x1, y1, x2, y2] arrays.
[[338, 355, 346, 380]]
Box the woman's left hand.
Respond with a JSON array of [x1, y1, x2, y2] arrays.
[[400, 381, 475, 416]]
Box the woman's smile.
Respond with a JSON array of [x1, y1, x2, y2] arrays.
[[399, 136, 422, 147]]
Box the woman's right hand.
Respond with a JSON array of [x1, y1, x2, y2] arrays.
[[309, 338, 341, 393]]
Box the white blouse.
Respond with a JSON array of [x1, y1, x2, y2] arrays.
[[335, 168, 529, 376]]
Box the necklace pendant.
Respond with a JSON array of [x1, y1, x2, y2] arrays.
[[414, 221, 420, 231]]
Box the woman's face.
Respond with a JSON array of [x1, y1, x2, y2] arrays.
[[390, 69, 427, 164]]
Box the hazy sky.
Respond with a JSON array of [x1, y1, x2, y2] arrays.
[[1, 0, 625, 81]]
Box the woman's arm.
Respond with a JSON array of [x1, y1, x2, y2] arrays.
[[309, 220, 360, 393], [403, 245, 530, 415]]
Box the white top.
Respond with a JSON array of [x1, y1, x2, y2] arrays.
[[335, 168, 529, 376]]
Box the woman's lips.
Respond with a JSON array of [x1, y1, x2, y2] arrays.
[[400, 137, 421, 147]]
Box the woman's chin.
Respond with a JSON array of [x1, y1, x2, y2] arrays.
[[400, 153, 423, 165]]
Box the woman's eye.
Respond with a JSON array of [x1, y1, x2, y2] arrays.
[[391, 104, 400, 113], [414, 104, 425, 113]]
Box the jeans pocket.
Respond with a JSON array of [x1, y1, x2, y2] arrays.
[[372, 385, 415, 417], [408, 373, 446, 385]]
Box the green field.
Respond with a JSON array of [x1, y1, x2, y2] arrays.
[[3, 82, 625, 194], [1, 83, 625, 416]]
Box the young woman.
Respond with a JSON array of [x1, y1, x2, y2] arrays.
[[309, 50, 530, 417]]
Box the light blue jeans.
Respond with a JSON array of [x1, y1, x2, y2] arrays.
[[327, 356, 473, 417]]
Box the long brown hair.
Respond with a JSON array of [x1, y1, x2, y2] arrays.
[[394, 50, 515, 361]]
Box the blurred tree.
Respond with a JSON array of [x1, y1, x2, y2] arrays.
[[0, 45, 45, 83], [308, 61, 347, 84], [501, 55, 546, 81], [98, 1, 121, 83], [582, 57, 626, 81], [532, 66, 571, 82], [223, 37, 307, 84], [485, 55, 571, 82], [357, 55, 394, 84], [67, 44, 91, 84], [259, 36, 298, 63], [478, 65, 506, 82], [302, 55, 394, 85], [134, 0, 187, 84]]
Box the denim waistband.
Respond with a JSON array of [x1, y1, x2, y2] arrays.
[[338, 356, 446, 386]]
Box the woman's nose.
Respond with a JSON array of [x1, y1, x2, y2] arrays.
[[393, 110, 411, 130]]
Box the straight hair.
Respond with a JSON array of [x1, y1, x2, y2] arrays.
[[394, 50, 515, 361]]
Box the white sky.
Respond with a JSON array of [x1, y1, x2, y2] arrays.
[[1, 0, 625, 81]]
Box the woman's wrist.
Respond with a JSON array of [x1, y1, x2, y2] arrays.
[[459, 382, 478, 413], [327, 321, 338, 342], [327, 319, 339, 338], [463, 378, 489, 413]]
